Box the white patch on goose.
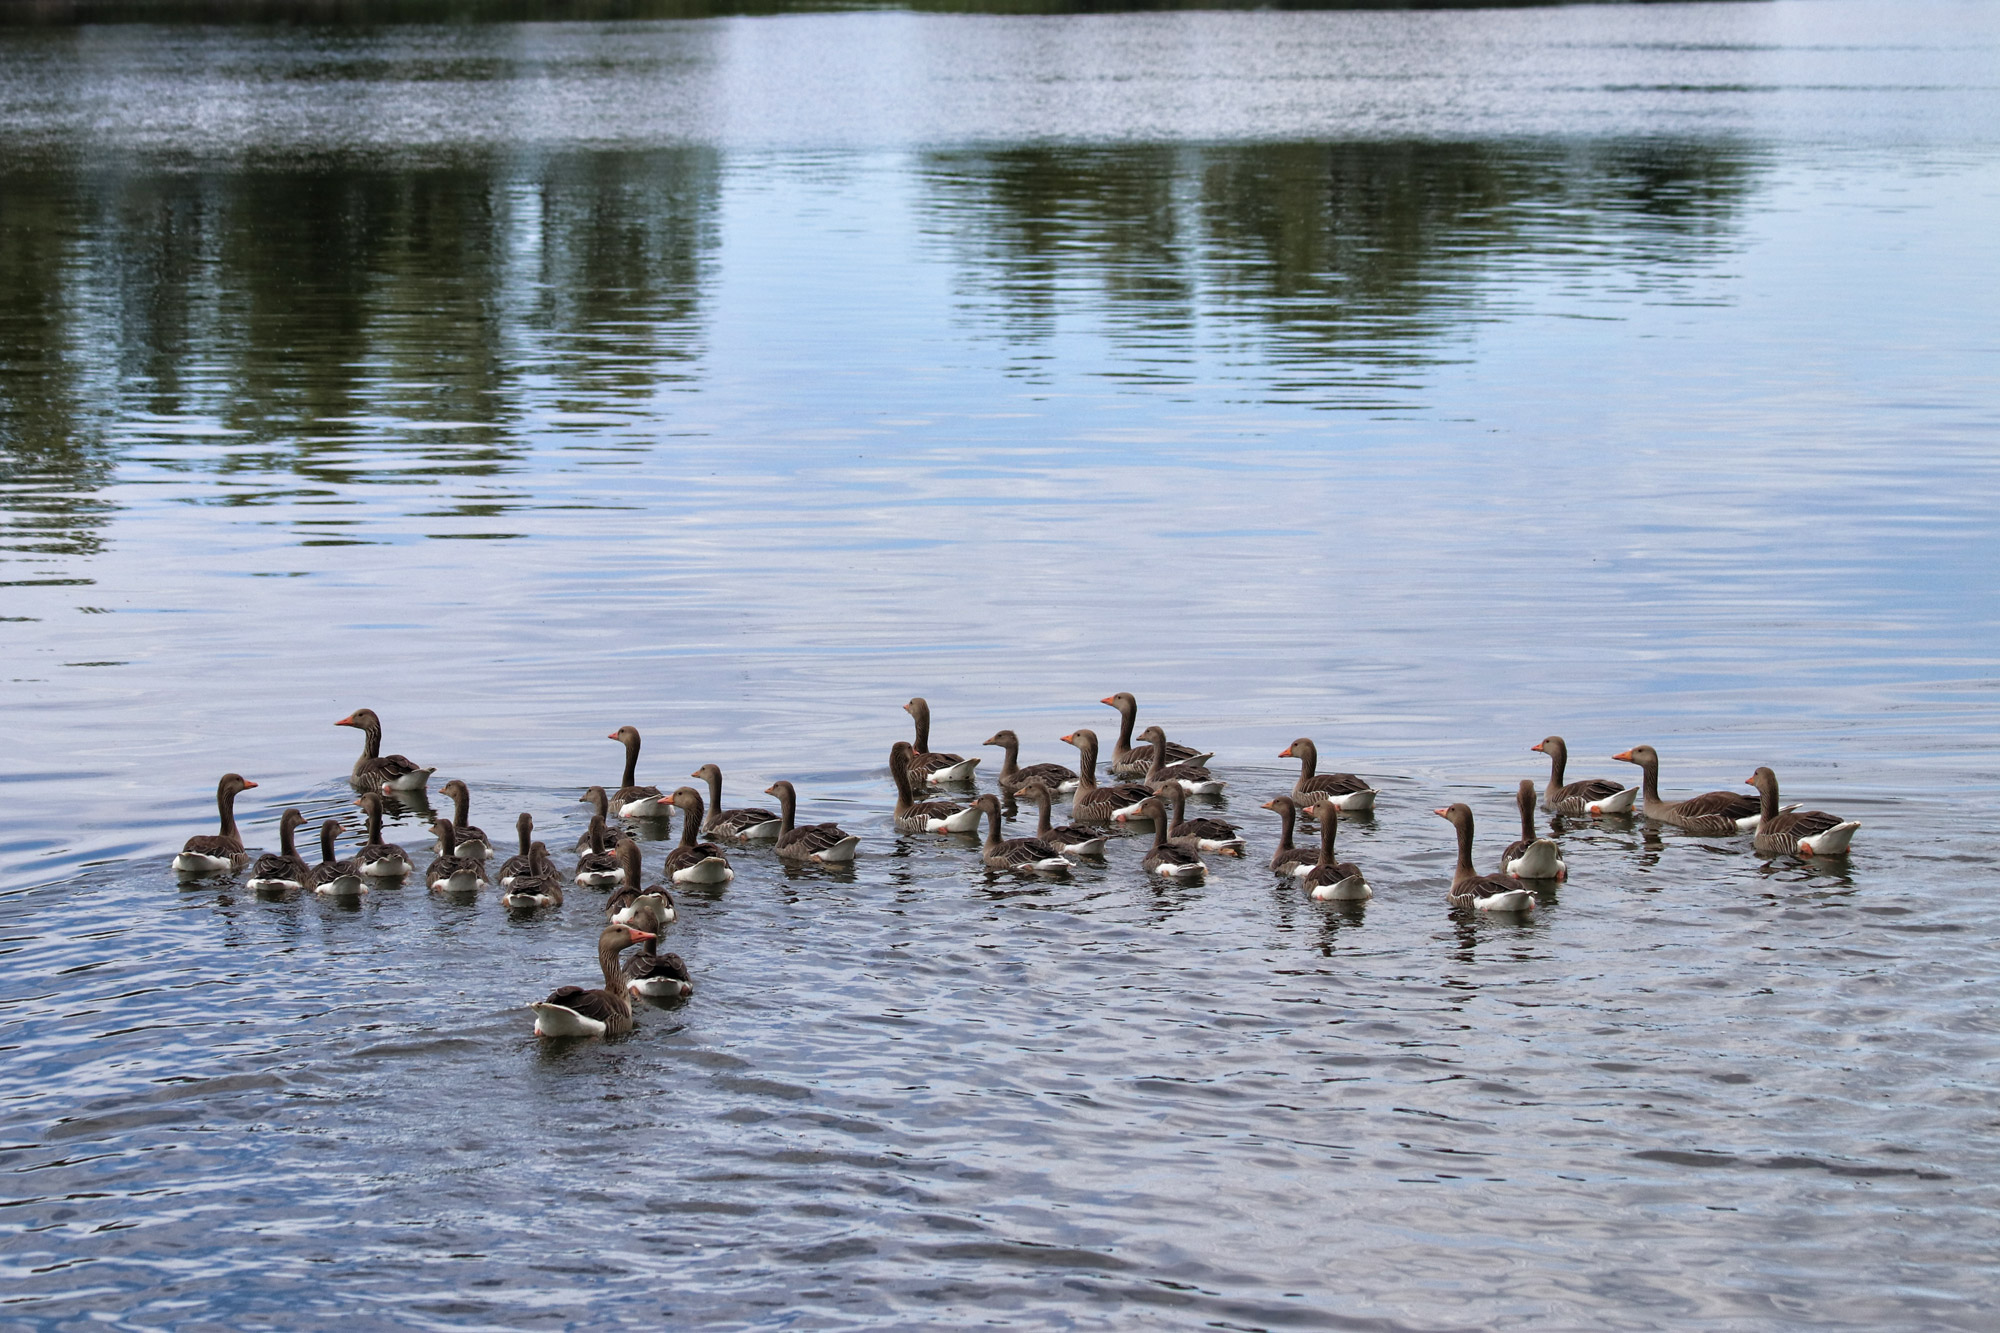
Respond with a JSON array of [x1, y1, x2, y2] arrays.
[[1059, 837, 1107, 856], [385, 769, 433, 791], [1585, 787, 1639, 816], [1112, 799, 1152, 822], [529, 1002, 605, 1038], [1198, 837, 1246, 854], [1797, 820, 1861, 856], [316, 875, 366, 896], [1154, 859, 1206, 879], [1475, 888, 1536, 913], [433, 870, 483, 892], [732, 819, 783, 841], [1176, 778, 1226, 795], [629, 976, 691, 998], [574, 869, 625, 888], [672, 859, 734, 885], [1310, 875, 1372, 902], [173, 853, 231, 873], [1505, 841, 1567, 880], [618, 797, 665, 818], [359, 856, 408, 877], [811, 836, 861, 863], [923, 757, 981, 782], [936, 806, 984, 834]]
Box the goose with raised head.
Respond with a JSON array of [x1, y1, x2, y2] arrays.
[[972, 794, 1072, 873], [501, 844, 565, 909], [1531, 736, 1637, 816], [903, 698, 980, 782], [529, 923, 654, 1037], [496, 813, 537, 886], [312, 819, 365, 895], [890, 742, 983, 834], [764, 781, 861, 863], [425, 819, 489, 892], [1279, 738, 1377, 813], [246, 808, 319, 893], [573, 815, 626, 888], [1132, 797, 1207, 880], [352, 792, 412, 879], [1061, 728, 1155, 824], [692, 763, 782, 841], [1017, 779, 1107, 856], [1746, 767, 1861, 857], [174, 773, 258, 874], [572, 787, 626, 851], [1614, 745, 1761, 834], [1159, 782, 1244, 856], [1435, 804, 1535, 913], [607, 725, 667, 818], [1498, 780, 1567, 880], [1101, 692, 1212, 779], [663, 787, 736, 883], [1260, 796, 1317, 878], [432, 779, 492, 860], [621, 898, 694, 998], [1301, 796, 1371, 901], [336, 708, 434, 792], [602, 841, 678, 925], [1138, 725, 1226, 795], [984, 730, 1078, 796]]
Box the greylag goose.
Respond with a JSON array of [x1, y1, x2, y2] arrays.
[[1746, 767, 1861, 856], [1131, 797, 1206, 879], [1260, 796, 1317, 878], [1498, 780, 1567, 880], [246, 808, 318, 893], [903, 698, 979, 782], [602, 841, 678, 925], [573, 815, 625, 888], [662, 787, 735, 883], [1279, 738, 1377, 812], [1531, 736, 1637, 816], [608, 725, 667, 818], [1435, 804, 1534, 912], [1159, 782, 1245, 856], [425, 819, 489, 892], [501, 844, 565, 909], [1301, 796, 1371, 901], [1137, 725, 1225, 795], [529, 923, 653, 1037], [432, 779, 492, 860], [890, 741, 983, 834], [1061, 728, 1154, 824], [496, 813, 536, 886], [1614, 745, 1761, 834], [336, 708, 434, 792], [984, 730, 1078, 796], [621, 898, 693, 998], [573, 787, 623, 850], [1017, 779, 1107, 856], [764, 781, 861, 863], [174, 773, 257, 873], [1101, 692, 1212, 779], [972, 793, 1072, 873], [312, 819, 364, 895], [692, 763, 782, 840], [353, 792, 412, 879]]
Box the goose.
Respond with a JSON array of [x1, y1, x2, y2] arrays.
[[352, 792, 413, 879], [529, 923, 653, 1037], [764, 781, 861, 863], [621, 898, 693, 998], [1435, 804, 1535, 912], [662, 787, 735, 883], [972, 793, 1072, 873], [1498, 779, 1567, 880], [1159, 782, 1245, 856], [1530, 736, 1637, 816], [1260, 796, 1317, 878], [984, 730, 1078, 796], [692, 763, 782, 840], [890, 741, 983, 834], [1746, 767, 1861, 857], [1301, 796, 1371, 901], [424, 819, 489, 892], [602, 841, 678, 925], [431, 779, 492, 860], [573, 815, 626, 888], [607, 725, 667, 818], [903, 698, 979, 782], [174, 773, 257, 873], [1132, 797, 1206, 879], [1279, 738, 1377, 813], [335, 708, 434, 792], [500, 844, 565, 909], [1016, 779, 1107, 856], [1062, 728, 1155, 824], [1614, 745, 1762, 834], [1138, 725, 1225, 795], [312, 818, 365, 895], [1101, 692, 1212, 779], [572, 787, 626, 851], [246, 808, 318, 893], [496, 813, 537, 886]]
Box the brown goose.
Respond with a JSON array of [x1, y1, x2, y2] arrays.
[[1017, 779, 1107, 856], [608, 725, 667, 818], [529, 923, 654, 1037], [1260, 796, 1317, 878], [764, 781, 861, 863], [432, 779, 492, 860], [663, 787, 735, 883], [496, 813, 537, 886], [312, 819, 364, 895], [622, 898, 693, 999], [972, 793, 1072, 873], [603, 841, 678, 926], [1746, 768, 1861, 856], [1279, 738, 1377, 812], [1060, 728, 1155, 824], [174, 773, 257, 874], [1530, 736, 1637, 816], [692, 763, 782, 841], [1138, 725, 1225, 795], [246, 808, 319, 893], [1498, 780, 1567, 880], [1434, 804, 1534, 912], [573, 814, 626, 888], [425, 819, 489, 892], [1101, 692, 1212, 779], [1159, 782, 1244, 856], [1132, 797, 1206, 879], [1614, 745, 1761, 834], [501, 844, 565, 909], [352, 792, 412, 879], [1301, 796, 1371, 901], [573, 786, 614, 850], [983, 730, 1078, 796], [890, 741, 982, 834], [336, 708, 434, 792], [903, 698, 979, 782]]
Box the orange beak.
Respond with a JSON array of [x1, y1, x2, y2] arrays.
[[1259, 799, 1277, 810], [1612, 750, 1632, 762], [607, 733, 619, 741], [1743, 777, 1755, 786], [1433, 807, 1450, 818], [1278, 745, 1294, 758], [1059, 732, 1075, 744], [1530, 742, 1545, 753], [243, 779, 259, 789], [1099, 696, 1115, 706], [335, 714, 354, 727], [626, 928, 656, 942]]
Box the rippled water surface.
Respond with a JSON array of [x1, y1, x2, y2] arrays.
[[4, 2, 2000, 1327]]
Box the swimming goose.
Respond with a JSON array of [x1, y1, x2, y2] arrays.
[[1301, 796, 1371, 901], [1435, 804, 1535, 912], [432, 779, 492, 860], [602, 841, 679, 925], [1746, 767, 1861, 856], [312, 819, 365, 895], [573, 815, 626, 888], [496, 813, 537, 886], [1061, 729, 1155, 824], [572, 787, 623, 851], [1279, 738, 1377, 812], [174, 773, 257, 874], [1131, 797, 1207, 879], [608, 725, 667, 818], [663, 787, 736, 883], [1101, 693, 1212, 779], [984, 730, 1078, 796], [1159, 782, 1245, 856], [246, 808, 319, 893], [1614, 745, 1761, 834], [1531, 736, 1637, 816], [336, 708, 434, 792], [764, 781, 861, 863], [1017, 779, 1108, 856], [1138, 725, 1226, 795], [903, 698, 980, 782], [1498, 779, 1567, 880], [972, 793, 1072, 873], [501, 843, 565, 909], [425, 819, 489, 892], [529, 923, 653, 1037], [621, 898, 693, 998], [692, 763, 782, 840], [352, 792, 413, 879], [1260, 796, 1317, 878], [890, 741, 983, 834]]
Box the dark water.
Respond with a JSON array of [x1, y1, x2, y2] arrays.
[[5, 2, 2000, 1326]]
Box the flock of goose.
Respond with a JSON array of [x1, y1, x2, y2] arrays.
[[171, 694, 1863, 1040]]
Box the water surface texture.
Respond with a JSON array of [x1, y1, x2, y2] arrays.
[[4, 2, 2000, 1327]]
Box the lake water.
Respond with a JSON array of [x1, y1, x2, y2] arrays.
[[4, 1, 1999, 1326]]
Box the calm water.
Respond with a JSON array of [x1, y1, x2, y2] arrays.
[[5, 2, 2000, 1326]]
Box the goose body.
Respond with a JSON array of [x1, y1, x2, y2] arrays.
[[626, 947, 694, 999], [890, 741, 983, 834], [336, 708, 434, 792], [501, 843, 565, 909], [312, 818, 365, 895], [1132, 797, 1207, 879], [246, 808, 318, 893], [1139, 725, 1225, 795], [607, 725, 667, 818], [985, 730, 1079, 796], [1747, 767, 1861, 856], [1531, 736, 1637, 816], [692, 764, 782, 840], [1101, 692, 1212, 779], [662, 787, 736, 883], [1160, 783, 1244, 856], [572, 787, 623, 851], [1062, 729, 1156, 825], [1019, 780, 1108, 856], [903, 698, 979, 782], [174, 773, 257, 874], [424, 820, 489, 892], [530, 924, 652, 1037], [1615, 745, 1761, 835], [765, 781, 861, 863], [1498, 779, 1567, 880], [1300, 796, 1371, 900], [1280, 738, 1377, 812], [601, 842, 679, 924], [431, 779, 492, 860], [1261, 796, 1318, 878], [573, 814, 626, 888], [496, 813, 537, 886], [352, 792, 412, 879], [1437, 803, 1534, 913], [973, 794, 1073, 873]]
